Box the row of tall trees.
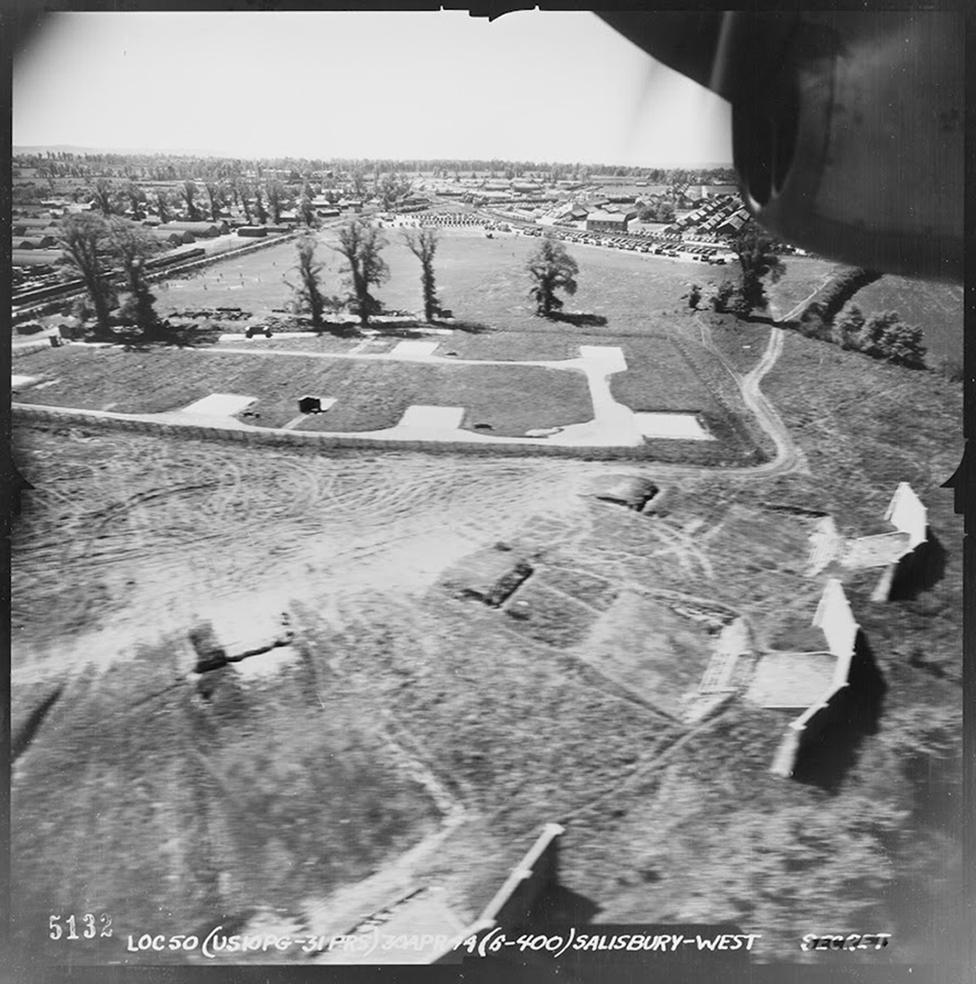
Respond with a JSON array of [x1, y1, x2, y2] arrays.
[[86, 176, 298, 226], [292, 221, 441, 331], [79, 170, 420, 229], [293, 222, 579, 330]]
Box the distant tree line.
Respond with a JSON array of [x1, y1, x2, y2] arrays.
[[15, 151, 735, 190]]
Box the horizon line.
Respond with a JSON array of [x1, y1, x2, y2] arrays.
[[13, 145, 734, 171]]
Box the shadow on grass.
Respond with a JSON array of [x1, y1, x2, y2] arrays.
[[791, 631, 887, 794], [311, 321, 363, 338], [437, 318, 492, 334], [546, 312, 608, 328], [119, 323, 224, 349], [889, 528, 947, 600], [528, 884, 601, 929], [364, 318, 493, 336]]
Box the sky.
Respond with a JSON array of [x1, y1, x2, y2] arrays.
[[12, 11, 732, 167]]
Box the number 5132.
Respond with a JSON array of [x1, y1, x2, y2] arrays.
[[49, 914, 113, 940]]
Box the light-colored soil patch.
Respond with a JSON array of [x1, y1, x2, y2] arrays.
[[578, 344, 626, 374], [391, 340, 440, 359], [582, 590, 717, 715], [230, 644, 297, 680], [635, 412, 713, 441], [180, 393, 256, 417], [745, 651, 836, 708], [398, 405, 465, 430]]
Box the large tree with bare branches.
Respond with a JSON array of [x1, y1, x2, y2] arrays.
[[155, 190, 173, 224], [58, 213, 116, 337], [253, 185, 268, 224], [204, 182, 225, 223], [91, 178, 115, 216], [288, 234, 332, 330], [332, 220, 388, 329], [109, 218, 162, 337], [402, 227, 441, 322], [181, 180, 201, 220], [124, 182, 147, 221], [265, 179, 287, 224]]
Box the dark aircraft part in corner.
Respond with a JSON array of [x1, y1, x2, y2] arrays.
[[600, 12, 963, 282]]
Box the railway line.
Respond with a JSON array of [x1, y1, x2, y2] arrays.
[[11, 230, 305, 317]]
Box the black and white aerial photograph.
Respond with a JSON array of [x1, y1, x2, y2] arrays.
[[7, 7, 968, 982]]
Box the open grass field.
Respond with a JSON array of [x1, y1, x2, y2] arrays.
[[222, 327, 729, 419], [13, 346, 594, 436], [318, 598, 681, 821], [160, 226, 736, 334], [608, 335, 714, 412], [763, 331, 963, 520], [762, 256, 845, 319], [217, 333, 401, 355], [232, 330, 725, 418], [13, 323, 756, 452]]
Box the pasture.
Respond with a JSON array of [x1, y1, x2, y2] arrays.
[[160, 226, 737, 332]]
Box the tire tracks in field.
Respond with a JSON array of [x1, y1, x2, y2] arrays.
[[692, 313, 804, 480]]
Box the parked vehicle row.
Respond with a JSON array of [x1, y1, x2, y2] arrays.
[[512, 225, 735, 264]]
